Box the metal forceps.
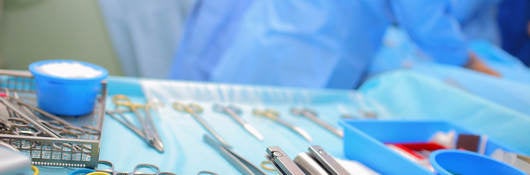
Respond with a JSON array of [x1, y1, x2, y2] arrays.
[[172, 102, 231, 148], [9, 93, 97, 138], [253, 109, 312, 142], [3, 118, 43, 136], [212, 104, 264, 141], [0, 97, 60, 138], [291, 108, 343, 138], [106, 95, 164, 152], [203, 135, 266, 175]]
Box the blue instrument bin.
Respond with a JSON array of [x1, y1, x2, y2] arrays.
[[340, 120, 515, 175]]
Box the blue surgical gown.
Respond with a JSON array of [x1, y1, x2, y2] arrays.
[[498, 0, 530, 66], [170, 0, 499, 89]]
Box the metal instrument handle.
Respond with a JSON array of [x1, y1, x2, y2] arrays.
[[307, 145, 350, 175], [266, 146, 305, 175], [294, 152, 329, 175]]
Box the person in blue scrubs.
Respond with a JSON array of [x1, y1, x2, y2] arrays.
[[498, 0, 530, 66], [170, 0, 500, 89]]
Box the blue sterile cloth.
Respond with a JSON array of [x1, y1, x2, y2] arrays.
[[359, 70, 530, 155], [371, 27, 530, 84], [47, 75, 530, 175], [469, 41, 530, 85], [90, 77, 385, 174], [371, 27, 530, 115], [410, 63, 530, 115]]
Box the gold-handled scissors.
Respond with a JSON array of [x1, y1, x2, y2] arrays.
[[253, 109, 312, 142], [213, 104, 264, 141], [291, 108, 343, 138], [172, 102, 231, 148], [106, 95, 164, 152]]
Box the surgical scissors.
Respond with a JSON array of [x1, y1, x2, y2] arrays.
[[197, 171, 218, 175], [95, 160, 176, 175], [106, 94, 164, 153], [290, 108, 343, 138], [253, 109, 312, 142], [212, 104, 264, 141], [172, 102, 231, 148], [203, 135, 266, 175]]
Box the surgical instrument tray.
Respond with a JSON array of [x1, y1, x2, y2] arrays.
[[0, 69, 106, 168]]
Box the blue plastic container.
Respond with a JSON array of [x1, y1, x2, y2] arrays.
[[430, 150, 525, 175], [340, 120, 517, 175], [29, 60, 108, 116]]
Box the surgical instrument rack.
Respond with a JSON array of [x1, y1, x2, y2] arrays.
[[253, 109, 312, 142], [212, 104, 264, 141], [290, 108, 343, 138], [0, 69, 105, 168], [1, 93, 99, 147]]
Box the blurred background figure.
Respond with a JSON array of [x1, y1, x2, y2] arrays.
[[169, 0, 501, 89], [2, 0, 527, 84], [497, 0, 530, 66], [168, 0, 254, 82], [98, 0, 195, 78]]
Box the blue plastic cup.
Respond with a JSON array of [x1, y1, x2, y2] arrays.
[[29, 60, 108, 116], [430, 150, 525, 175]]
